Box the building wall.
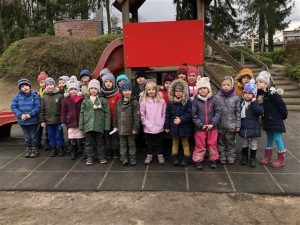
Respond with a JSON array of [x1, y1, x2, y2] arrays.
[[54, 20, 102, 37]]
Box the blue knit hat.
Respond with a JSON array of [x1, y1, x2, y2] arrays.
[[116, 74, 129, 84], [119, 81, 132, 92], [243, 79, 257, 97], [18, 78, 31, 90], [80, 69, 90, 78]]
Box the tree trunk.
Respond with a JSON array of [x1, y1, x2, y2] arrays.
[[258, 12, 265, 52], [106, 0, 111, 34]]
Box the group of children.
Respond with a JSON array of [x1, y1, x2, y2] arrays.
[[11, 64, 288, 169]]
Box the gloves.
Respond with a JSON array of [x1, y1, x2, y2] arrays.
[[109, 128, 118, 135]]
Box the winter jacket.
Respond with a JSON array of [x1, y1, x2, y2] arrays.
[[133, 84, 144, 99], [234, 68, 254, 97], [79, 95, 111, 133], [61, 96, 84, 128], [188, 82, 197, 98], [215, 91, 241, 132], [258, 89, 288, 133], [100, 85, 122, 119], [39, 88, 63, 125], [192, 95, 222, 131], [239, 100, 263, 138], [160, 88, 169, 104], [11, 91, 40, 125], [140, 97, 166, 134], [113, 97, 140, 136]]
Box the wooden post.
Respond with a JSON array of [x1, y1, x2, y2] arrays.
[[240, 52, 245, 66], [122, 0, 132, 79], [196, 0, 205, 76], [132, 9, 138, 22]]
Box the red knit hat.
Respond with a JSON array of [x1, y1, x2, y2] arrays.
[[37, 71, 48, 83], [188, 66, 199, 76], [177, 65, 188, 75]]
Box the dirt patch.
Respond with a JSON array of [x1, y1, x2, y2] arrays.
[[0, 192, 299, 225]]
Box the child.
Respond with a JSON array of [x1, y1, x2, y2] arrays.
[[100, 72, 122, 159], [11, 79, 40, 158], [39, 77, 64, 157], [164, 79, 192, 167], [239, 79, 263, 167], [99, 68, 111, 81], [36, 71, 50, 150], [177, 65, 188, 81], [116, 74, 130, 88], [61, 77, 84, 160], [140, 80, 166, 165], [113, 82, 140, 166], [256, 71, 288, 168], [187, 66, 200, 99], [215, 76, 241, 165], [160, 74, 175, 104], [192, 77, 222, 170], [133, 70, 146, 99], [79, 79, 111, 165], [80, 69, 91, 97], [235, 68, 254, 97], [58, 76, 70, 95]]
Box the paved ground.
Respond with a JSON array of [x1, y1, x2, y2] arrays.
[[0, 112, 299, 194]]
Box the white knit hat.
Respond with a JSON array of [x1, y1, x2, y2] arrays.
[[64, 76, 82, 97], [256, 71, 271, 86], [88, 79, 101, 91], [196, 77, 212, 93]]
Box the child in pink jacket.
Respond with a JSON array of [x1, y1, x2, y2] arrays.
[[140, 80, 166, 165]]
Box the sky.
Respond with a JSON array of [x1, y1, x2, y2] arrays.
[[109, 0, 300, 40]]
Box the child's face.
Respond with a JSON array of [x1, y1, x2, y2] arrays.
[[164, 81, 172, 90], [118, 80, 125, 87], [198, 87, 209, 97], [89, 87, 99, 96], [104, 80, 113, 89], [122, 89, 132, 99], [241, 75, 251, 85], [256, 80, 267, 90], [81, 76, 90, 84], [69, 88, 77, 96], [187, 73, 197, 83], [20, 85, 30, 94], [243, 92, 254, 101], [147, 86, 156, 97], [46, 84, 55, 92], [222, 79, 232, 92], [39, 80, 46, 89], [58, 80, 65, 90], [136, 77, 145, 85], [174, 89, 183, 99], [178, 73, 187, 81]]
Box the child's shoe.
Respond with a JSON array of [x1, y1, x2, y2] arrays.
[[120, 154, 128, 166], [58, 147, 65, 157], [196, 162, 203, 170], [99, 158, 108, 164], [86, 157, 94, 165], [180, 156, 189, 167], [249, 150, 256, 167], [144, 154, 153, 165], [129, 154, 137, 166], [49, 147, 57, 157], [210, 161, 217, 169], [219, 159, 227, 165], [24, 147, 31, 158], [157, 154, 165, 165], [240, 147, 249, 165], [227, 159, 235, 165], [30, 147, 39, 158], [113, 149, 119, 159], [271, 152, 285, 168], [260, 147, 273, 165], [172, 154, 179, 166]]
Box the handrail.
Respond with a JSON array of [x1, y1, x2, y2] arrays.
[[203, 64, 221, 89]]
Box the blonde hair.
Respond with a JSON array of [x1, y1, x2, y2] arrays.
[[142, 80, 162, 102]]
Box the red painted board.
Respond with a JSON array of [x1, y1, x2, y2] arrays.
[[123, 20, 204, 68]]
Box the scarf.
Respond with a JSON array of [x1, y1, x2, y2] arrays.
[[70, 95, 82, 104], [220, 88, 235, 97], [241, 101, 251, 118], [197, 94, 209, 102], [100, 85, 119, 97]]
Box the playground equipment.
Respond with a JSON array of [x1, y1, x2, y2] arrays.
[[0, 111, 17, 138]]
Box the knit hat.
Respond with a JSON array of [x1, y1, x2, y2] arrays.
[[163, 74, 175, 84], [177, 65, 188, 75], [256, 71, 271, 86], [64, 76, 82, 97], [88, 79, 100, 91], [99, 68, 111, 77], [18, 78, 31, 90], [80, 69, 90, 78], [135, 70, 146, 79], [59, 75, 70, 83], [116, 74, 130, 84], [102, 73, 116, 84], [45, 77, 55, 86], [37, 71, 48, 83], [243, 79, 257, 97], [119, 81, 132, 92], [196, 77, 212, 93], [188, 66, 199, 76]]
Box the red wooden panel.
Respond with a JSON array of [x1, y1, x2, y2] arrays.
[[124, 20, 204, 68]]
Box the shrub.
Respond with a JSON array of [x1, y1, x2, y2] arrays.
[[257, 55, 273, 68], [261, 50, 285, 64], [284, 64, 300, 81]]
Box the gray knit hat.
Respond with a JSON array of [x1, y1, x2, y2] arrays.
[[59, 75, 70, 83], [18, 78, 31, 90], [102, 73, 116, 84], [88, 79, 101, 91], [45, 77, 56, 86]]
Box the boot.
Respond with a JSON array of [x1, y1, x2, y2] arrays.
[[196, 162, 203, 170], [144, 154, 153, 165], [271, 152, 285, 168], [120, 154, 128, 166], [129, 154, 137, 166], [180, 156, 189, 167], [113, 148, 119, 159], [106, 148, 112, 159], [58, 147, 65, 157], [210, 161, 217, 169], [260, 147, 273, 165], [157, 154, 165, 165], [86, 157, 94, 165], [172, 154, 179, 166], [249, 150, 257, 167], [24, 147, 31, 158], [240, 147, 249, 165], [49, 147, 57, 157], [66, 139, 72, 154], [70, 142, 77, 160], [30, 147, 39, 158]]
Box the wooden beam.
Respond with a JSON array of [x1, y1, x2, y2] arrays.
[[122, 0, 132, 79], [196, 0, 205, 21]]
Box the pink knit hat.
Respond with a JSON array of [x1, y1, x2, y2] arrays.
[[188, 66, 199, 76]]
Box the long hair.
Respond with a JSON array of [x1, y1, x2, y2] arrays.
[[142, 80, 162, 102]]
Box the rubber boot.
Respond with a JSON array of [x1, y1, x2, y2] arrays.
[[66, 139, 72, 154], [106, 148, 112, 159], [30, 147, 39, 158], [240, 147, 249, 165], [113, 148, 119, 159], [24, 147, 31, 158], [172, 154, 180, 166], [70, 141, 77, 160], [271, 152, 285, 168], [49, 147, 57, 157], [58, 147, 65, 157], [259, 147, 273, 165], [249, 149, 257, 167], [79, 139, 86, 159], [129, 154, 137, 166]]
